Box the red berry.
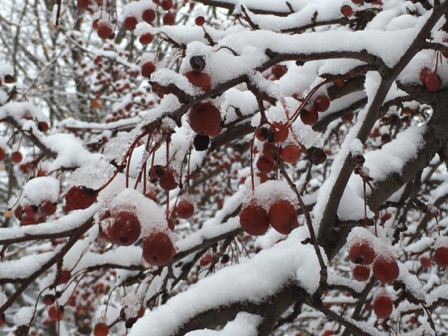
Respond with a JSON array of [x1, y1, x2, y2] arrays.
[[188, 102, 221, 136], [256, 156, 274, 173], [269, 200, 298, 235], [300, 108, 318, 125], [38, 121, 49, 133], [424, 72, 442, 92], [48, 305, 64, 321], [163, 12, 175, 25], [40, 200, 57, 216], [106, 211, 141, 246], [281, 145, 301, 164], [341, 5, 353, 17], [139, 33, 154, 44], [141, 61, 156, 78], [159, 169, 178, 191], [93, 323, 109, 336], [123, 16, 138, 31], [314, 94, 330, 112], [262, 142, 278, 162], [14, 205, 23, 220], [351, 0, 363, 4], [419, 67, 430, 83], [200, 254, 213, 266], [420, 255, 431, 269], [239, 202, 270, 236], [97, 23, 114, 40], [42, 294, 56, 306], [0, 147, 5, 161], [65, 185, 98, 210], [373, 294, 393, 319], [349, 242, 375, 265], [434, 246, 448, 268], [373, 256, 399, 283], [11, 151, 23, 163], [56, 269, 71, 285], [142, 232, 176, 266], [142, 9, 156, 23], [195, 16, 205, 26], [177, 197, 195, 219], [270, 122, 289, 143], [161, 0, 173, 10], [77, 0, 90, 9], [271, 65, 288, 79], [352, 265, 370, 281], [185, 71, 211, 91]]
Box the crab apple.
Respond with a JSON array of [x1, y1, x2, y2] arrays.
[[373, 256, 399, 283], [185, 71, 211, 91], [48, 305, 64, 321], [349, 242, 375, 265], [161, 0, 173, 10], [420, 255, 431, 268], [373, 294, 393, 319], [123, 16, 138, 31], [57, 269, 71, 285], [0, 147, 5, 161], [106, 211, 141, 246], [271, 65, 288, 79], [38, 121, 49, 133], [40, 200, 57, 216], [188, 102, 221, 136], [163, 12, 175, 25], [11, 151, 23, 163], [255, 127, 273, 142], [142, 9, 156, 23], [300, 108, 318, 125], [419, 67, 430, 82], [424, 72, 442, 92], [256, 155, 274, 173], [352, 265, 370, 281], [142, 231, 176, 266], [141, 61, 156, 78], [77, 0, 90, 9], [341, 5, 353, 17], [262, 142, 279, 162], [97, 23, 114, 40], [65, 185, 97, 210], [269, 200, 298, 235], [281, 145, 301, 164], [314, 94, 330, 112], [177, 197, 195, 219], [159, 168, 178, 190], [42, 294, 56, 306], [434, 246, 448, 268], [93, 322, 109, 336], [239, 202, 270, 236], [139, 33, 154, 45], [270, 122, 289, 143], [195, 16, 205, 26]]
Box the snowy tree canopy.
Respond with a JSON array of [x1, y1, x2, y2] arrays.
[[0, 0, 448, 335]]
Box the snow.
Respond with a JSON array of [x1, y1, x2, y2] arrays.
[[13, 307, 34, 326], [184, 313, 262, 336]]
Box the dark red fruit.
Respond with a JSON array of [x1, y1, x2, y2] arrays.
[[40, 200, 57, 216], [314, 94, 330, 112], [349, 242, 375, 265], [341, 5, 353, 17], [300, 108, 318, 125], [123, 16, 138, 31], [373, 256, 399, 283], [419, 67, 430, 83], [188, 102, 221, 136], [0, 147, 5, 161], [271, 65, 288, 79], [139, 33, 154, 44], [163, 12, 175, 25], [269, 200, 298, 235], [65, 185, 98, 210], [93, 323, 109, 336], [38, 121, 49, 132], [159, 169, 178, 191], [14, 205, 23, 220], [420, 255, 431, 269], [42, 294, 56, 306], [281, 145, 301, 164], [195, 16, 205, 26], [424, 72, 442, 92], [161, 0, 173, 10], [48, 305, 64, 321], [97, 23, 114, 40], [352, 265, 370, 281], [106, 211, 141, 246], [256, 156, 274, 173], [56, 269, 71, 285], [185, 71, 211, 91], [270, 122, 289, 143], [307, 147, 327, 165], [142, 9, 156, 23], [373, 294, 393, 319], [177, 197, 194, 219], [77, 0, 90, 9], [239, 202, 270, 236], [11, 151, 23, 163], [141, 61, 156, 77], [434, 246, 448, 268], [142, 232, 176, 266]]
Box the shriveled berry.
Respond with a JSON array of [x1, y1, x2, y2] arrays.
[[193, 134, 210, 151]]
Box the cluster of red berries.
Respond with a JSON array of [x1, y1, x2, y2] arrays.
[[239, 198, 298, 236], [14, 200, 57, 226], [300, 94, 330, 126]]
